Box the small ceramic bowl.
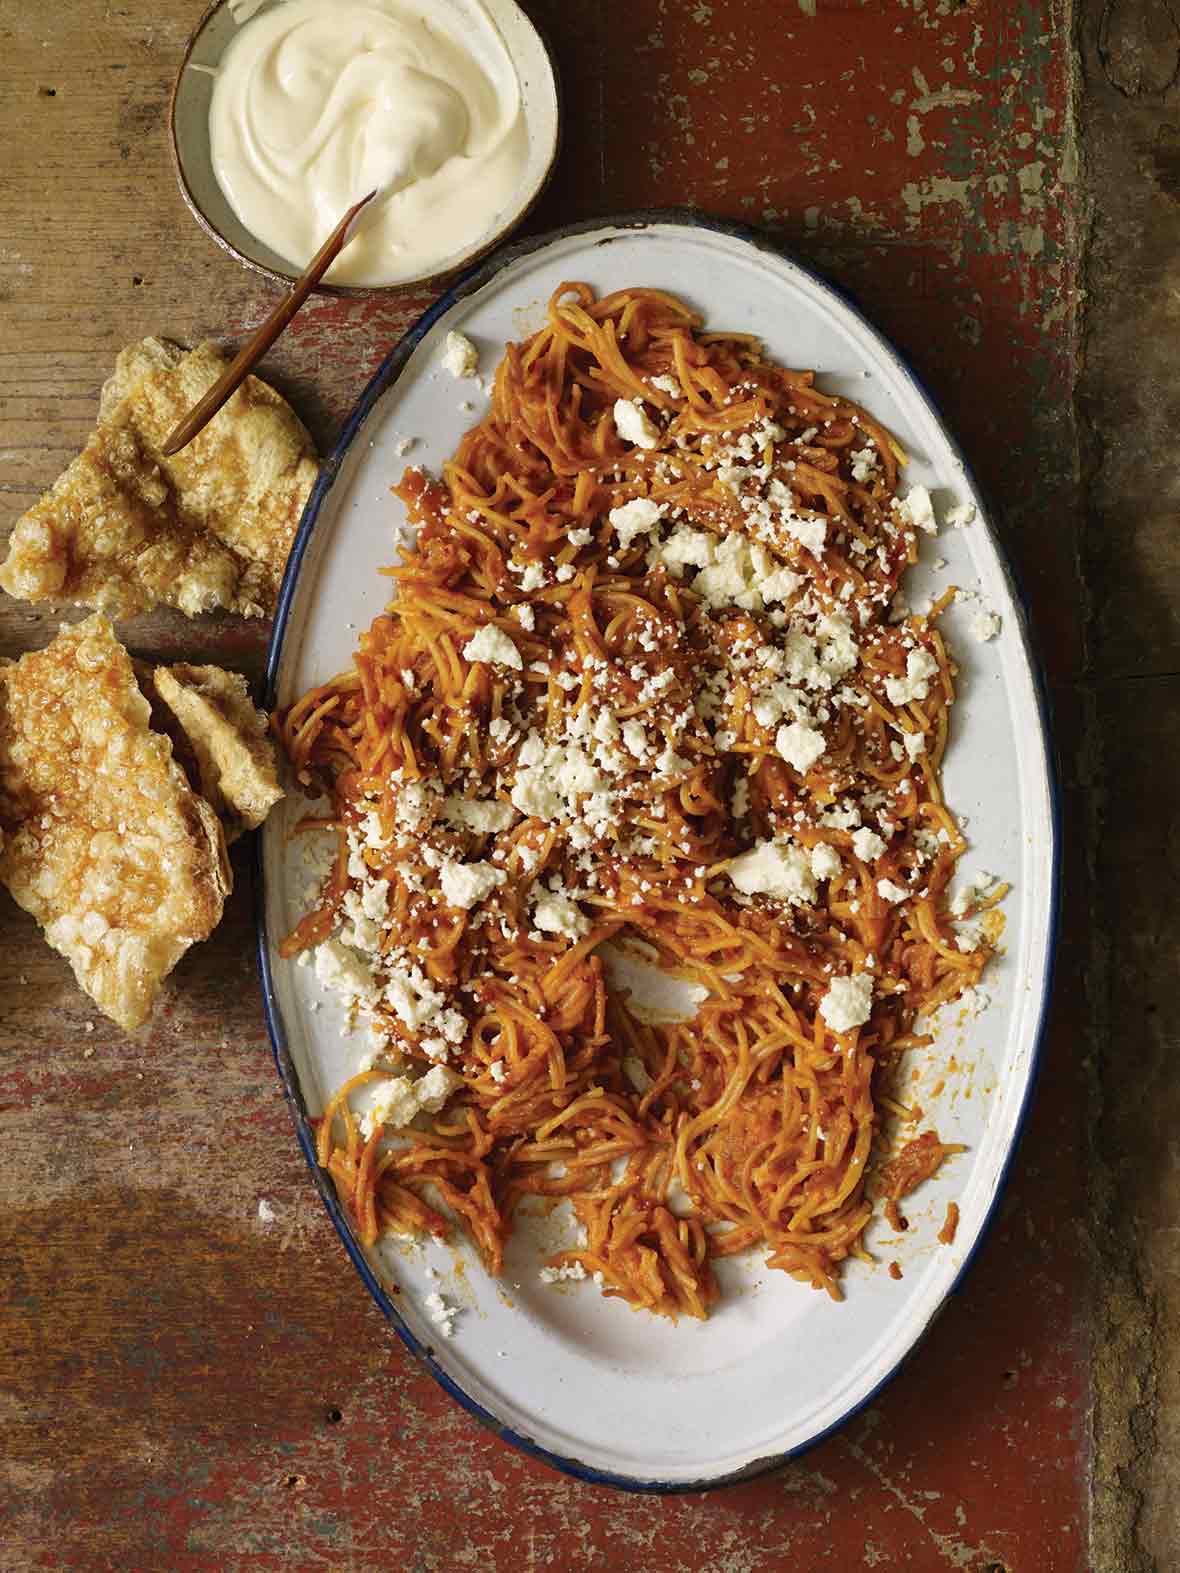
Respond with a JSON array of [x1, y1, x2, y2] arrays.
[[169, 0, 561, 294]]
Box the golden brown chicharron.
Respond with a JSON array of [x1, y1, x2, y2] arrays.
[[0, 616, 232, 1031], [278, 284, 1000, 1320], [0, 337, 318, 621]]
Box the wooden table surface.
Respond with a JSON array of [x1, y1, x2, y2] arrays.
[[2, 2, 1174, 1569]]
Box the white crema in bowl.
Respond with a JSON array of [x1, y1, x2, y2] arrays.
[[208, 0, 528, 286]]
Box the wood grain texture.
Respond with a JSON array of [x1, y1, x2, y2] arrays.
[[0, 2, 1103, 1569], [1080, 3, 1180, 1567]]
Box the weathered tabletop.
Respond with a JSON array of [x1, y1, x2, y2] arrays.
[[1, 2, 1173, 1569]]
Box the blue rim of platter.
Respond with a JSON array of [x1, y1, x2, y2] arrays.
[[255, 208, 1062, 1494]]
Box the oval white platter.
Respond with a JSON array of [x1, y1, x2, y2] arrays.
[[258, 215, 1059, 1491]]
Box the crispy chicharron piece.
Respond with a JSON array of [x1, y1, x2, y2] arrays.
[[143, 662, 284, 843], [0, 616, 232, 1030], [0, 337, 318, 619]]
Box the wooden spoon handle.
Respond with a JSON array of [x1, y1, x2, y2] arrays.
[[161, 189, 378, 457]]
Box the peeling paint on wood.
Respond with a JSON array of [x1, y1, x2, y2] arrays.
[[1080, 1, 1180, 1567]]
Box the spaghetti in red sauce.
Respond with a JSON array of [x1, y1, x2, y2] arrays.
[[278, 283, 997, 1319]]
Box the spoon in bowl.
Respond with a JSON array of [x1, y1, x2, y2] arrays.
[[161, 188, 378, 457]]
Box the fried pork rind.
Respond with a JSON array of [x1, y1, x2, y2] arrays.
[[0, 337, 318, 620], [144, 663, 283, 843], [0, 616, 231, 1030]]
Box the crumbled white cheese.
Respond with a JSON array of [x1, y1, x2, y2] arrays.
[[746, 476, 827, 556], [956, 984, 992, 1016], [613, 398, 661, 449], [650, 373, 682, 397], [374, 952, 466, 1049], [338, 889, 380, 954], [533, 890, 589, 939], [609, 497, 665, 550], [653, 524, 715, 573], [622, 718, 650, 758], [489, 1058, 507, 1084], [822, 803, 862, 831], [360, 879, 390, 926], [815, 612, 860, 684], [692, 534, 758, 610], [776, 721, 826, 773], [654, 742, 691, 779], [899, 484, 937, 534], [876, 877, 909, 904], [539, 1261, 588, 1284], [440, 859, 506, 910], [763, 564, 804, 605], [442, 796, 515, 835], [359, 808, 393, 849], [509, 753, 563, 820], [512, 603, 536, 632], [396, 779, 439, 832], [359, 1078, 420, 1136], [781, 511, 827, 556], [637, 668, 675, 703], [810, 843, 842, 881], [359, 1065, 464, 1140], [914, 826, 943, 859], [593, 710, 620, 745], [651, 526, 803, 617], [315, 939, 376, 1004], [950, 869, 998, 918], [510, 736, 607, 823], [971, 607, 1001, 642], [946, 501, 976, 529], [819, 972, 874, 1034], [884, 647, 940, 706], [441, 330, 478, 378], [463, 624, 522, 670], [851, 827, 887, 863], [416, 1065, 462, 1110], [727, 839, 817, 904], [424, 1288, 459, 1337]]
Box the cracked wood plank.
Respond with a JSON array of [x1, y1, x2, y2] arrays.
[[1081, 0, 1180, 1566]]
